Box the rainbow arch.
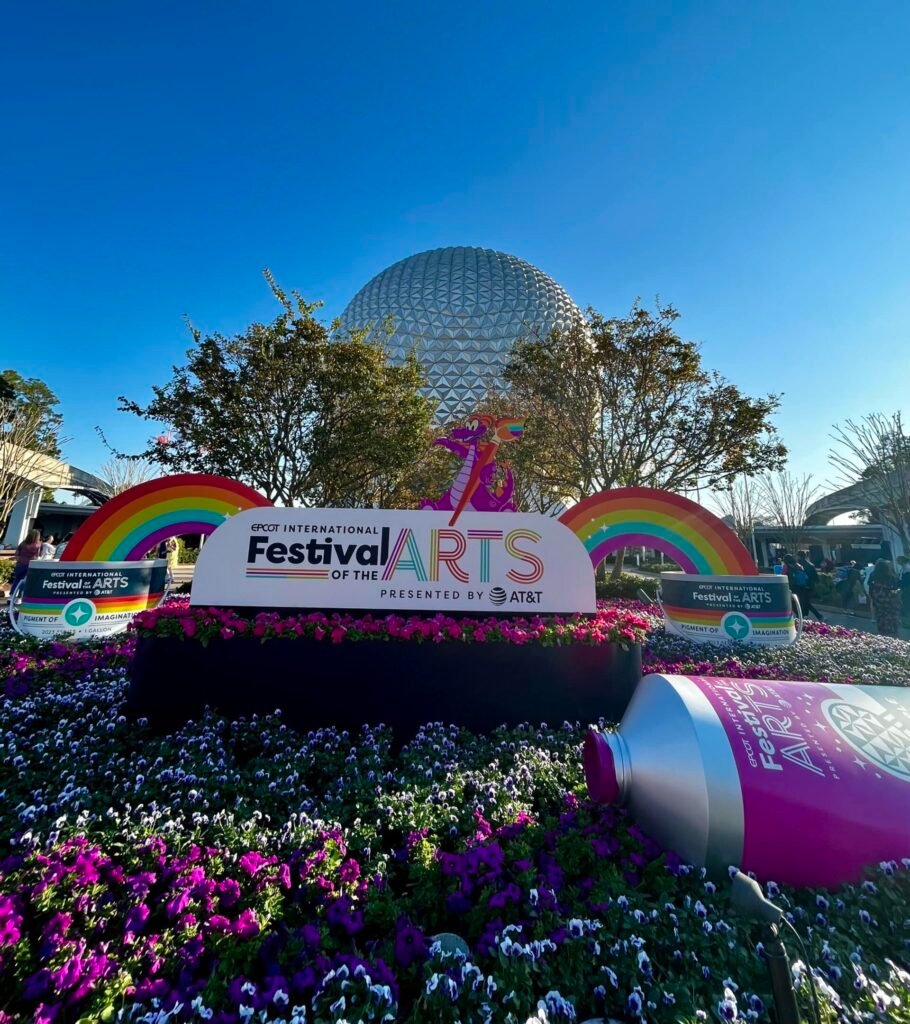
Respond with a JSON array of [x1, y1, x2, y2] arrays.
[[61, 474, 271, 562], [559, 487, 758, 576]]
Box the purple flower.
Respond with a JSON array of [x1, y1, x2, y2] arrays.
[[231, 908, 260, 939], [217, 879, 242, 908], [717, 987, 738, 1021], [339, 859, 360, 884], [124, 903, 150, 936], [239, 851, 271, 877], [438, 852, 464, 878], [0, 896, 23, 948], [326, 898, 363, 936], [165, 890, 192, 919], [394, 921, 428, 967], [627, 987, 644, 1017], [70, 852, 101, 886], [33, 1004, 62, 1024], [488, 883, 521, 908], [22, 969, 52, 1001], [446, 890, 473, 915]]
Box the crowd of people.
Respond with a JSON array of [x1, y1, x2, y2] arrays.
[[772, 548, 910, 638], [8, 531, 181, 594], [8, 529, 75, 591]]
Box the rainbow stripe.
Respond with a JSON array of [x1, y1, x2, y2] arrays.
[[245, 568, 329, 580], [61, 474, 271, 562], [19, 592, 164, 616], [662, 603, 792, 629], [559, 487, 758, 576], [495, 418, 525, 440]]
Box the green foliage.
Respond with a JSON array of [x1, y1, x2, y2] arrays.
[[814, 571, 838, 605], [0, 557, 13, 585], [636, 559, 681, 573], [502, 303, 787, 503], [119, 273, 434, 507], [0, 369, 64, 458], [596, 573, 660, 600], [176, 538, 200, 564]]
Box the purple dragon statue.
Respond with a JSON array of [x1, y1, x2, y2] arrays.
[[419, 415, 520, 514]]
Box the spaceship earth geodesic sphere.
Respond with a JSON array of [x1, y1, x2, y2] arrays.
[[338, 246, 582, 421]]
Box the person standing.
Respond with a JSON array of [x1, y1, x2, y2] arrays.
[[788, 552, 824, 622], [161, 536, 179, 582], [868, 559, 902, 637], [896, 554, 910, 626], [38, 534, 56, 559], [10, 529, 42, 593], [839, 561, 862, 611]]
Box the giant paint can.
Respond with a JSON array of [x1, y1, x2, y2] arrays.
[[12, 560, 168, 641], [584, 674, 910, 887], [659, 573, 799, 646]]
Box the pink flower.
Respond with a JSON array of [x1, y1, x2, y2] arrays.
[[165, 890, 191, 919], [239, 851, 273, 876], [339, 858, 361, 883], [231, 908, 260, 939]]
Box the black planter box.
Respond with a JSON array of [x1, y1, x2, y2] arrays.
[[127, 636, 642, 737]]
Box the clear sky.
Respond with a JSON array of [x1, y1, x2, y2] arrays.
[[2, 1, 908, 491]]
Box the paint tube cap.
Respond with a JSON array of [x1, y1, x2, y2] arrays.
[[584, 728, 620, 804]]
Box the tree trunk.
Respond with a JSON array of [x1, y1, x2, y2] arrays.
[[610, 547, 626, 579]]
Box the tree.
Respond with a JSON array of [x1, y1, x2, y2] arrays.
[[472, 390, 569, 515], [119, 273, 434, 507], [99, 457, 158, 496], [502, 302, 787, 571], [755, 471, 821, 554], [0, 399, 54, 537], [829, 412, 910, 554], [712, 475, 762, 559], [0, 370, 64, 459], [0, 373, 65, 531], [503, 303, 786, 498]]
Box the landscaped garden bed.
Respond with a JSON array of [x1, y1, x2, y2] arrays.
[[126, 605, 651, 734], [1, 602, 909, 1023]]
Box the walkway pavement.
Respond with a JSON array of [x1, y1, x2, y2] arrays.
[[806, 603, 910, 641]]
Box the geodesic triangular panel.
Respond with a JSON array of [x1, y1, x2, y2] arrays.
[[337, 246, 582, 422]]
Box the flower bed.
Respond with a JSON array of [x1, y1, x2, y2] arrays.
[[1, 606, 909, 1022], [127, 604, 652, 735], [131, 603, 653, 649]]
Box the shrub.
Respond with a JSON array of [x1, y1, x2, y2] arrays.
[[637, 559, 681, 573], [0, 557, 13, 586], [814, 570, 837, 604], [177, 538, 201, 564], [596, 573, 660, 600]]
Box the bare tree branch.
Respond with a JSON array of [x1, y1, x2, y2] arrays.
[[756, 471, 822, 553], [711, 475, 761, 558], [99, 458, 158, 496], [829, 412, 910, 553], [0, 400, 55, 534]]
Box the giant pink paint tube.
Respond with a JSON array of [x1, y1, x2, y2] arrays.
[[584, 674, 910, 887]]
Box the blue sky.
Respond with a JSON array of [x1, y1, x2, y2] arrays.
[[2, 1, 908, 490]]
